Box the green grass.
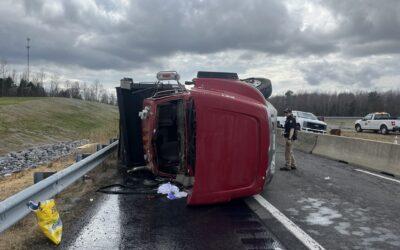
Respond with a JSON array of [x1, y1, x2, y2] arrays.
[[0, 97, 119, 155], [0, 97, 46, 106]]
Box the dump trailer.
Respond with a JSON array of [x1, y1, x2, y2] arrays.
[[116, 71, 277, 205]]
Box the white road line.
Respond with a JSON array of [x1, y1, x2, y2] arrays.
[[252, 195, 325, 250], [355, 169, 400, 184]]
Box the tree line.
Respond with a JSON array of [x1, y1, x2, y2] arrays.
[[0, 59, 116, 105], [269, 90, 400, 117]]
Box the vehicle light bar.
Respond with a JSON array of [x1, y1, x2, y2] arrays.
[[157, 71, 180, 81]]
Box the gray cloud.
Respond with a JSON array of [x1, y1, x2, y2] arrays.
[[1, 0, 339, 71], [320, 0, 400, 56], [298, 56, 400, 89], [0, 0, 400, 92]]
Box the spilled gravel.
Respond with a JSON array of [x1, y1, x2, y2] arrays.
[[0, 140, 88, 176]]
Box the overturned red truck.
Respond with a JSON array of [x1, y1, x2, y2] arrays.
[[116, 71, 277, 205]]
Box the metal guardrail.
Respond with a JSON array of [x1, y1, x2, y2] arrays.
[[0, 140, 118, 233]]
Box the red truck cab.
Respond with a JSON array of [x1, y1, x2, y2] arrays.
[[117, 71, 276, 205]]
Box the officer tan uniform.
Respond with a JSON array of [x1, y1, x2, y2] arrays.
[[280, 108, 297, 171]]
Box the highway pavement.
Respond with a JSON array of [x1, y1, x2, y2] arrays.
[[60, 146, 400, 250], [256, 146, 400, 249]]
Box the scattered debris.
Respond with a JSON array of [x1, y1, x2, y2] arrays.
[[28, 199, 63, 245], [157, 182, 188, 200], [325, 177, 331, 180]]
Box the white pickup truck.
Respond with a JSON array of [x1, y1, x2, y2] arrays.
[[277, 110, 327, 133], [355, 112, 400, 134]]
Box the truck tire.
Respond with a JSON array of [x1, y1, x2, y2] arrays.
[[355, 124, 362, 132], [380, 125, 388, 135]]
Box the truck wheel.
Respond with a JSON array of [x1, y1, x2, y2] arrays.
[[355, 124, 362, 132], [380, 125, 388, 135]]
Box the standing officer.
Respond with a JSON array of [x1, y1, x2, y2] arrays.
[[281, 108, 297, 171]]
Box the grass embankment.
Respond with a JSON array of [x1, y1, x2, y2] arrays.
[[0, 97, 119, 155], [0, 97, 119, 200]]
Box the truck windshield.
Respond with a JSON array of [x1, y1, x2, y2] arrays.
[[296, 112, 318, 120]]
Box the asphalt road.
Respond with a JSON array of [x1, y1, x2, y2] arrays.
[[61, 177, 284, 250], [59, 146, 400, 250], [259, 146, 400, 250]]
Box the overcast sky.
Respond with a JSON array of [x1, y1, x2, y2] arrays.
[[1, 0, 400, 95]]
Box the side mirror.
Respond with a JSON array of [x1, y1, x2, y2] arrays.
[[242, 77, 272, 99]]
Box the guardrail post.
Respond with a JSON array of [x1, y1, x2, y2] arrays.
[[76, 154, 83, 162], [33, 172, 56, 184]]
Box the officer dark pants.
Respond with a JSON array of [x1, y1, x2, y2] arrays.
[[285, 139, 296, 167]]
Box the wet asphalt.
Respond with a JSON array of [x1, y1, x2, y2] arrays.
[[61, 179, 284, 250], [60, 146, 400, 250], [260, 146, 400, 249]]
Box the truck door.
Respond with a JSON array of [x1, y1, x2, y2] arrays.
[[363, 114, 373, 129], [187, 90, 269, 205], [371, 114, 382, 129]]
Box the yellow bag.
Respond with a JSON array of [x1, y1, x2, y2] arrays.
[[33, 199, 63, 245]]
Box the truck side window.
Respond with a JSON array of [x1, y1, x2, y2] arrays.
[[365, 114, 373, 120]]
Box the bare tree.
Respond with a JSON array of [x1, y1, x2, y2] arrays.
[[50, 73, 60, 97], [38, 69, 46, 87], [109, 92, 116, 105], [0, 59, 7, 79], [82, 82, 92, 101], [70, 81, 81, 99], [100, 90, 109, 104], [0, 59, 7, 95], [92, 79, 101, 101], [11, 69, 17, 83]]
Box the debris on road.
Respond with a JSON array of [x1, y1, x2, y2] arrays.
[[324, 177, 331, 180], [157, 182, 188, 200], [28, 199, 63, 245]]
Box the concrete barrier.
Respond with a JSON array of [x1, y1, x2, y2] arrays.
[[276, 129, 400, 176], [276, 129, 318, 153], [312, 134, 400, 177]]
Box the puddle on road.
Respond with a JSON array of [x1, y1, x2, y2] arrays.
[[297, 198, 342, 226], [294, 197, 400, 249], [68, 194, 121, 249]]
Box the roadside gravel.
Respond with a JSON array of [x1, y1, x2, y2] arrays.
[[0, 140, 88, 176]]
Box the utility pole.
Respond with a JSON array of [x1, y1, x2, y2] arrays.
[[26, 37, 30, 82]]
